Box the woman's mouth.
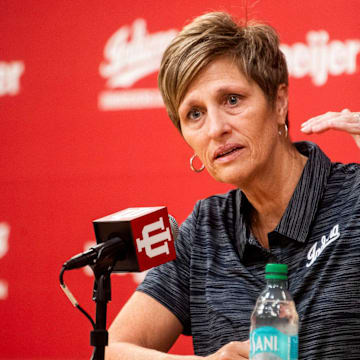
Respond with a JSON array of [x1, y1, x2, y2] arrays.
[[214, 144, 244, 161]]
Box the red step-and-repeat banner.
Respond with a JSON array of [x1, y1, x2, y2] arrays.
[[1, 0, 359, 358]]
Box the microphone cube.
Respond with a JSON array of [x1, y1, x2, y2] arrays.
[[93, 207, 176, 272]]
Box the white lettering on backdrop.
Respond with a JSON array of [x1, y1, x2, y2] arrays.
[[0, 61, 25, 97], [98, 20, 360, 111], [98, 19, 177, 110], [280, 30, 360, 86], [0, 222, 10, 300]]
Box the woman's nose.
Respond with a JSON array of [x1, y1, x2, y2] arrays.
[[207, 108, 231, 139]]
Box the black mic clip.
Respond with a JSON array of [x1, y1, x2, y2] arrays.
[[63, 236, 127, 273]]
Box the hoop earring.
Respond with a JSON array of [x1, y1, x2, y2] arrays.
[[279, 124, 288, 138], [190, 154, 205, 173]]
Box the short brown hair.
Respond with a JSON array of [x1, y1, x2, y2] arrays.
[[158, 11, 289, 132]]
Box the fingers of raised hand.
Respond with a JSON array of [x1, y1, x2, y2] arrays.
[[301, 110, 360, 135]]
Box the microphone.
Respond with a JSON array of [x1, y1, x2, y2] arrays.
[[63, 207, 178, 273]]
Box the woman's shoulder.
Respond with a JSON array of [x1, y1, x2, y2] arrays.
[[330, 161, 360, 181], [326, 161, 360, 205], [184, 188, 241, 233], [197, 188, 240, 213]]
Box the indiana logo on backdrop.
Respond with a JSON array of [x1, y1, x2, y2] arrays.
[[98, 19, 177, 111], [97, 19, 360, 112]]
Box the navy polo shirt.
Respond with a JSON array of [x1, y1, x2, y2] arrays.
[[137, 141, 360, 359]]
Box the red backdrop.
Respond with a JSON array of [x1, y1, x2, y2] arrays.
[[1, 1, 359, 358]]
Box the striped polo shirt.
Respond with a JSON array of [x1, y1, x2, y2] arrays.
[[137, 141, 360, 359]]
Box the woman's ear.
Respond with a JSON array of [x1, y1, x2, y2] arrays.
[[276, 84, 288, 124]]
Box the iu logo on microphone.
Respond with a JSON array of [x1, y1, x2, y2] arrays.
[[132, 207, 176, 271], [136, 217, 171, 258]]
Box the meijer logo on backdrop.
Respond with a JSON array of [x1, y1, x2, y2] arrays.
[[280, 31, 360, 86], [98, 21, 360, 111]]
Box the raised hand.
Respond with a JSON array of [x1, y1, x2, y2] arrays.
[[301, 109, 360, 148]]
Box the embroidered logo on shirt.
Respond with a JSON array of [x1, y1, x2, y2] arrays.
[[306, 224, 340, 267]]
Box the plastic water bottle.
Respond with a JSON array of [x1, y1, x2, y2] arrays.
[[249, 263, 299, 360]]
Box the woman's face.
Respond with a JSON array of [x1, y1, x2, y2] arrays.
[[178, 56, 288, 188]]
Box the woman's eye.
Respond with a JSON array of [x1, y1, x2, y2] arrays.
[[227, 94, 240, 106], [188, 108, 202, 120]]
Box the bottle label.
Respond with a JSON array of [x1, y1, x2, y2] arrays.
[[250, 326, 298, 360]]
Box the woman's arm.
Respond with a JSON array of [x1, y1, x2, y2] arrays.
[[106, 291, 189, 360], [301, 109, 360, 148], [105, 291, 249, 360]]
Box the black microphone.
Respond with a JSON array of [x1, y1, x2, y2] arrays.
[[63, 236, 126, 271], [63, 207, 178, 272]]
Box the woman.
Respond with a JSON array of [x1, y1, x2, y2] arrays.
[[106, 12, 360, 360]]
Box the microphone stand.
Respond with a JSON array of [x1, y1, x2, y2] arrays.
[[90, 266, 112, 360], [60, 237, 129, 359], [89, 237, 126, 359]]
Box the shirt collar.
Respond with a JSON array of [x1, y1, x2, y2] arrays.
[[235, 141, 332, 259]]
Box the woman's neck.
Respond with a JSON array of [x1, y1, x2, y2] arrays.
[[242, 143, 308, 248]]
